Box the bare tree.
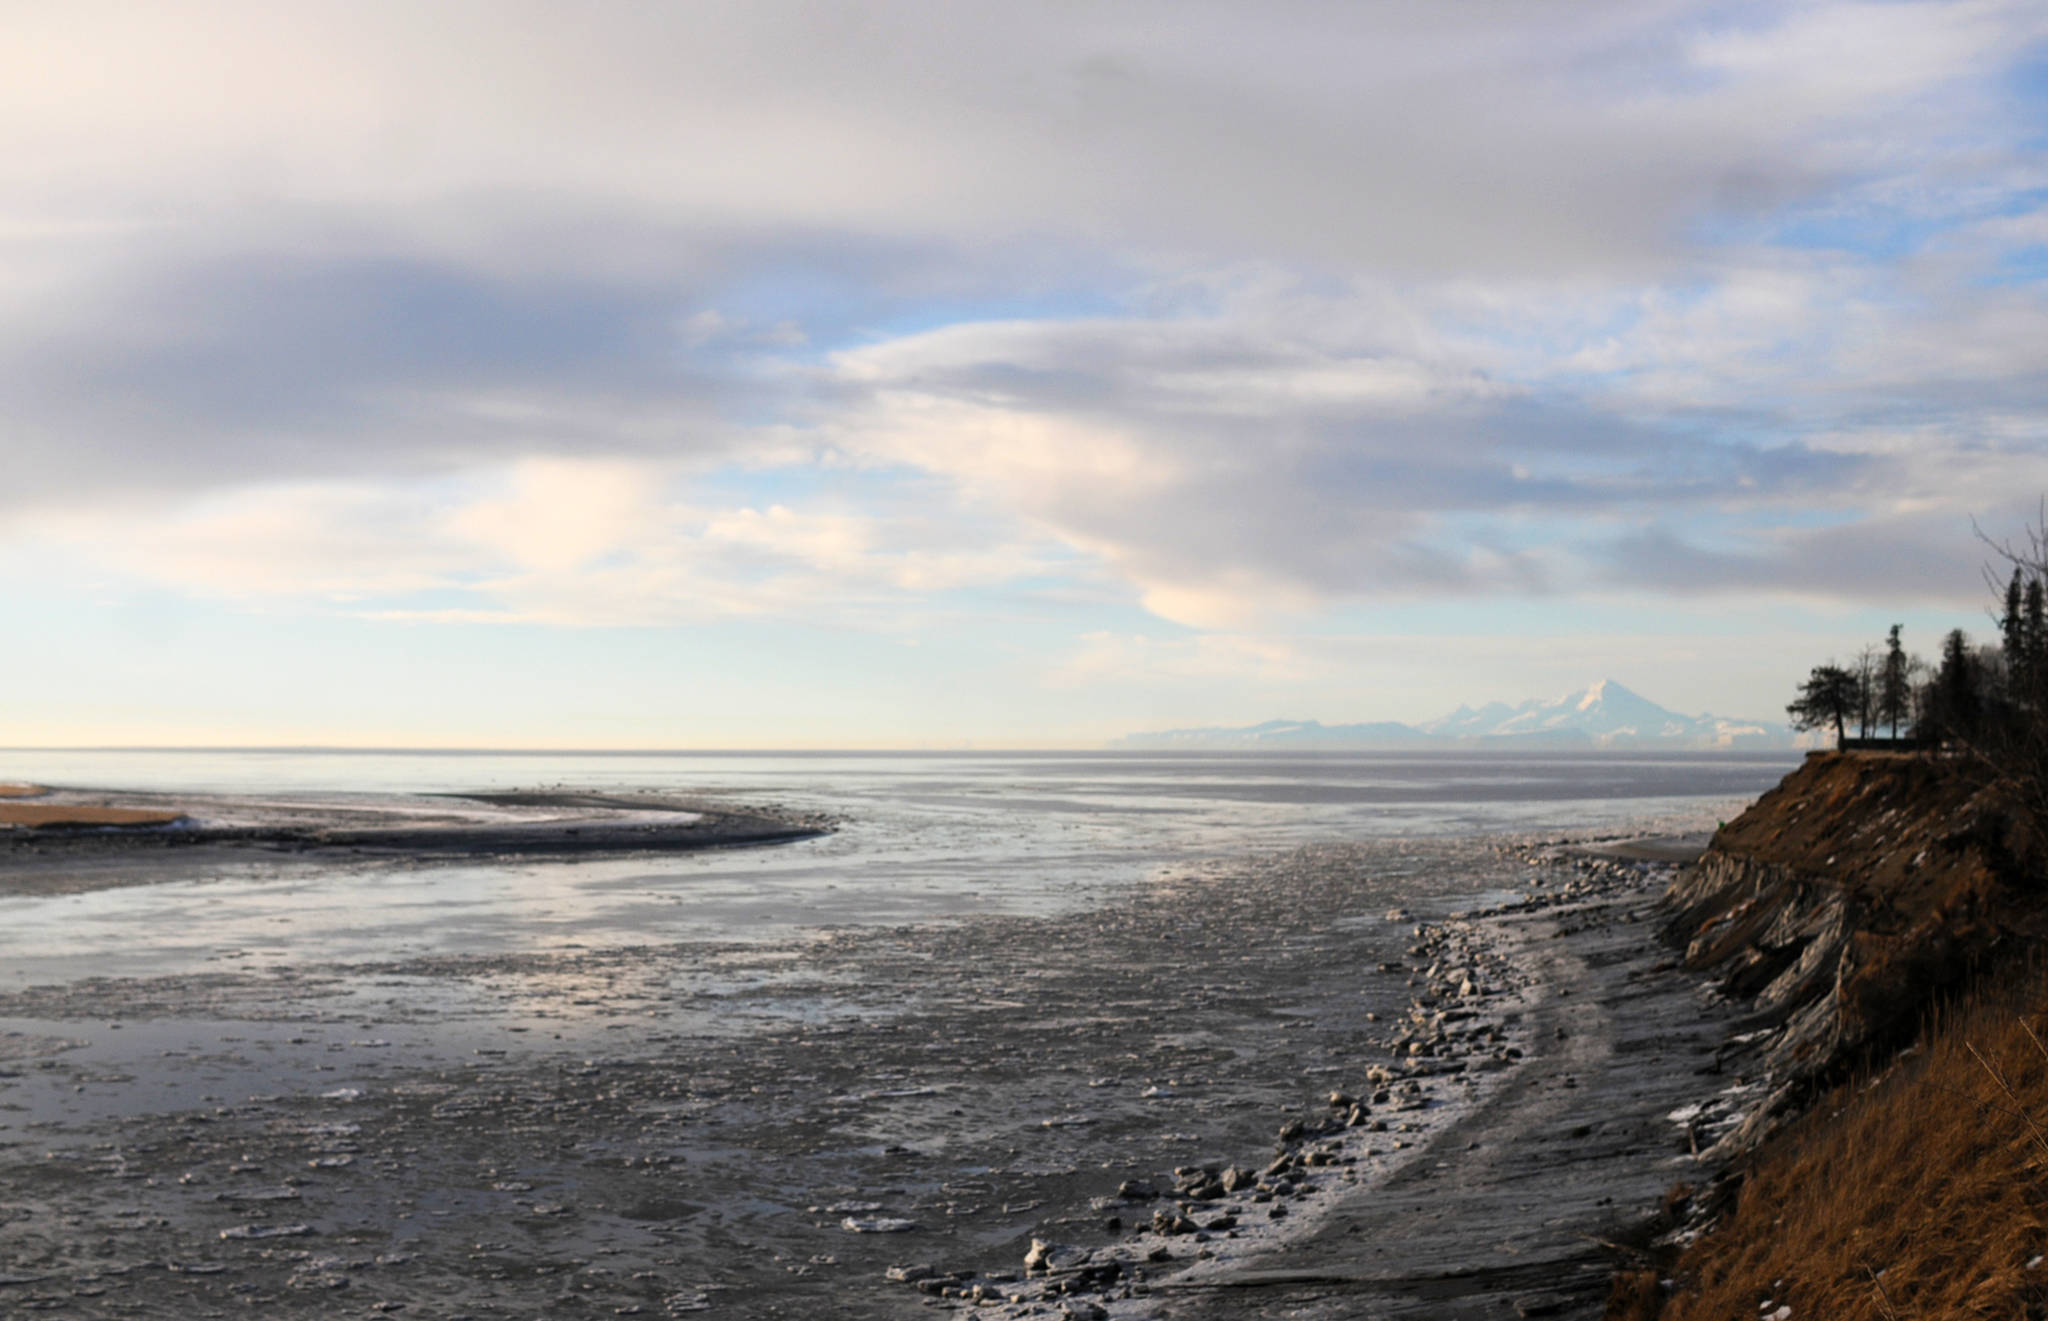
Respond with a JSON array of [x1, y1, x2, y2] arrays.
[[1854, 644, 1883, 739]]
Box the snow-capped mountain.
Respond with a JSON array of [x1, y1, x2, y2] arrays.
[[1419, 679, 1785, 748], [1106, 718, 1436, 749], [1112, 680, 1795, 750]]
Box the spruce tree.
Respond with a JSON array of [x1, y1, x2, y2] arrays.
[[1879, 624, 1911, 738]]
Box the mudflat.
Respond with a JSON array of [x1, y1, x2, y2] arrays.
[[0, 805, 187, 828], [0, 786, 830, 898], [0, 819, 1727, 1320]]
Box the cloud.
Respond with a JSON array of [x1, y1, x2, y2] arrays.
[[19, 455, 1061, 629], [1595, 504, 2043, 603], [0, 0, 2044, 639], [824, 310, 1880, 622], [16, 2, 1989, 271]]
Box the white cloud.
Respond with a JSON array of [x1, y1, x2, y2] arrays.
[[14, 456, 1060, 628], [445, 458, 662, 574], [0, 0, 2043, 643]]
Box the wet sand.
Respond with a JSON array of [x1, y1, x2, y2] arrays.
[[1154, 856, 1735, 1319], [0, 788, 829, 899]]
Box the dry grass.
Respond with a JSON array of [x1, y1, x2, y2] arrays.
[[0, 804, 184, 827], [0, 783, 48, 799], [1655, 978, 2048, 1321]]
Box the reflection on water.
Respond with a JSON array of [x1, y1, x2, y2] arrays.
[[0, 748, 1795, 988]]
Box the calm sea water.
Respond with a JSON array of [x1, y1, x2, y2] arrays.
[[0, 749, 1796, 986]]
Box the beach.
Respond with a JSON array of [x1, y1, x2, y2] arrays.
[[0, 752, 1787, 1318]]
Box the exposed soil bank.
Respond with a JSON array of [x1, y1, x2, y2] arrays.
[[1623, 750, 2048, 1317], [1663, 750, 2048, 1155]]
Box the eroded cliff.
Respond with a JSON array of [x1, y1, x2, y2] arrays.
[[1664, 749, 2045, 1149], [1626, 750, 2048, 1321]]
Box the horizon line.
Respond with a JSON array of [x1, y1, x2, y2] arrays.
[[0, 743, 1803, 758]]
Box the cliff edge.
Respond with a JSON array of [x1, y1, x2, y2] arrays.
[[1627, 750, 2048, 1320], [1663, 750, 2045, 1150]]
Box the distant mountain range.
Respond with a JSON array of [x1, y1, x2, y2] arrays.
[[1111, 679, 1799, 751]]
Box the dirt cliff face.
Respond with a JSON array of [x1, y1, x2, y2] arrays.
[[1625, 752, 2048, 1321], [1663, 751, 2043, 1150]]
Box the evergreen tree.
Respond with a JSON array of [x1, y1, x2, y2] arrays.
[[2004, 568, 2037, 707], [1879, 624, 1911, 737], [2025, 579, 2047, 709], [1921, 628, 1981, 743], [1788, 664, 1862, 747]]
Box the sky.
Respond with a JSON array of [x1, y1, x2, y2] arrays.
[[4, 0, 2048, 748]]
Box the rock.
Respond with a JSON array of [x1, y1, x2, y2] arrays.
[[1345, 1104, 1371, 1126], [1219, 1166, 1257, 1193], [1062, 1302, 1109, 1321], [1151, 1209, 1197, 1236], [1326, 1090, 1354, 1108], [1024, 1240, 1090, 1273], [1277, 1119, 1307, 1143], [841, 1216, 918, 1233], [1117, 1179, 1158, 1200], [885, 1264, 935, 1284]]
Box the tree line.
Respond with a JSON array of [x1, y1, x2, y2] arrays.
[[1788, 521, 2048, 814], [1785, 624, 1925, 745]]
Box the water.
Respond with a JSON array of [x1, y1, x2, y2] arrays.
[[0, 749, 1791, 981], [0, 748, 1797, 1318]]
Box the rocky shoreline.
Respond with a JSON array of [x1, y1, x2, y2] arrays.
[[865, 842, 1750, 1321]]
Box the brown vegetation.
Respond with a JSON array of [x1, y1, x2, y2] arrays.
[[1620, 750, 2048, 1319], [1638, 978, 2048, 1320], [0, 783, 48, 798]]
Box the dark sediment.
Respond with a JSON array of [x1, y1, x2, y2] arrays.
[[0, 837, 1520, 1318], [0, 788, 830, 898], [1144, 856, 1734, 1320]]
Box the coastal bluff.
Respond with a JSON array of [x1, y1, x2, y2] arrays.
[[1663, 749, 2045, 1150], [1630, 750, 2048, 1320]]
